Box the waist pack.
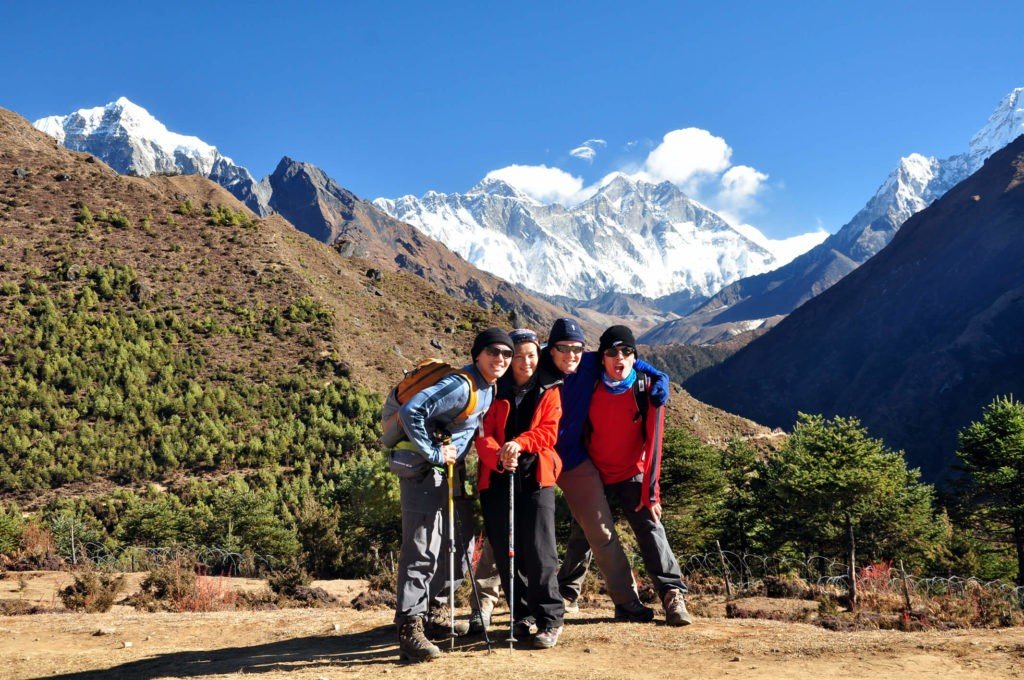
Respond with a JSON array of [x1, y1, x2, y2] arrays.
[[379, 358, 477, 448], [388, 441, 433, 478]]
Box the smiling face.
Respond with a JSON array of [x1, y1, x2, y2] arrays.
[[551, 341, 584, 375], [476, 344, 512, 384], [511, 342, 539, 386], [601, 346, 636, 382]]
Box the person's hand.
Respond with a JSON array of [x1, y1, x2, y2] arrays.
[[441, 443, 458, 465], [499, 441, 522, 471], [635, 499, 662, 522], [649, 379, 668, 407]]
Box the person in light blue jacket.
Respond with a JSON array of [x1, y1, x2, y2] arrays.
[[393, 327, 513, 662]]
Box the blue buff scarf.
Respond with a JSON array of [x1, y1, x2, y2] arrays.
[[602, 368, 637, 395]]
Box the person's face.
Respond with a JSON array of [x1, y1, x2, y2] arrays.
[[511, 342, 539, 385], [476, 344, 512, 384], [601, 345, 636, 382], [551, 341, 584, 374]]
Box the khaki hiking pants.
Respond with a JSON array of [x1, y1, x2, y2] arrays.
[[556, 458, 639, 605]]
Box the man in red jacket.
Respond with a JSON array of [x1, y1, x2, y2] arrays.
[[586, 325, 693, 626]]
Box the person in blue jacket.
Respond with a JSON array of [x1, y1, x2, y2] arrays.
[[538, 318, 670, 621], [393, 327, 513, 662]]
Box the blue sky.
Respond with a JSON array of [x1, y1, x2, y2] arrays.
[[4, 2, 1023, 241]]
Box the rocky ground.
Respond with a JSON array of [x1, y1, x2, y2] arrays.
[[2, 572, 1024, 679]]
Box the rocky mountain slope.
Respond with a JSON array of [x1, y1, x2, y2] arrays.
[[642, 87, 1024, 345], [263, 157, 594, 336], [686, 135, 1024, 481]]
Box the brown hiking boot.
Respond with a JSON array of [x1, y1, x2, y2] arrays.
[[425, 604, 469, 640], [398, 616, 441, 662], [663, 589, 694, 626]]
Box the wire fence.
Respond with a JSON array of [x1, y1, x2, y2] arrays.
[[37, 538, 1024, 619], [679, 550, 1024, 607], [65, 542, 276, 577]]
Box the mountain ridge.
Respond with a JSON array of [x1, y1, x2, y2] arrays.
[[641, 87, 1024, 345]]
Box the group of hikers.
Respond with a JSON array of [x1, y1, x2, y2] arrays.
[[385, 319, 692, 661]]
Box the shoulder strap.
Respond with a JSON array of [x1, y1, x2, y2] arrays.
[[633, 374, 650, 437], [453, 370, 479, 422]]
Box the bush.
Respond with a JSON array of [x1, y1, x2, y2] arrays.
[[135, 557, 236, 612], [59, 569, 125, 612], [268, 560, 312, 597]]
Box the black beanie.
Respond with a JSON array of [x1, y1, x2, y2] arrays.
[[472, 327, 514, 360], [598, 325, 637, 354], [546, 318, 586, 346]]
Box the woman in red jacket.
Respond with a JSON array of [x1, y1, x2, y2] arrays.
[[476, 328, 565, 649]]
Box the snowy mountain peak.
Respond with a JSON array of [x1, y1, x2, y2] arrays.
[[967, 87, 1024, 167], [468, 176, 532, 200], [376, 172, 776, 300], [35, 98, 270, 215], [35, 98, 217, 165]]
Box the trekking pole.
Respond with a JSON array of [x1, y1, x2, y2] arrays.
[[456, 528, 494, 652], [507, 466, 516, 653], [447, 460, 457, 651]]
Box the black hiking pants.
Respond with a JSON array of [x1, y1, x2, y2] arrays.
[[480, 459, 563, 630]]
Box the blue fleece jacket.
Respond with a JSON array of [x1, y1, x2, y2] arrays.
[[554, 351, 669, 472]]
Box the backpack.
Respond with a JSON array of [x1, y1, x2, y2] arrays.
[[379, 358, 478, 448]]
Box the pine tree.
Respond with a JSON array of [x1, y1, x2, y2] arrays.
[[956, 395, 1024, 586]]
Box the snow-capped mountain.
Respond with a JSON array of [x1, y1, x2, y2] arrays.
[[640, 86, 1024, 344], [34, 98, 270, 215], [374, 174, 776, 302]]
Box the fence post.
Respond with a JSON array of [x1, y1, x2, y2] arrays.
[[847, 517, 857, 611], [899, 559, 912, 612], [717, 540, 733, 601]]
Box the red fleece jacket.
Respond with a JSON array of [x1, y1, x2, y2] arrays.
[[475, 386, 562, 491]]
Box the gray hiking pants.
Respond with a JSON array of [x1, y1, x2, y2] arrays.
[[395, 468, 476, 623]]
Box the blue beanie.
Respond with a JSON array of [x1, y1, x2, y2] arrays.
[[546, 318, 585, 346]]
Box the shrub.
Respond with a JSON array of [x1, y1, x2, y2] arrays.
[[59, 569, 125, 612], [135, 557, 236, 612], [268, 560, 312, 597]]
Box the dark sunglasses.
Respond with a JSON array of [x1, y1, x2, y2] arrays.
[[553, 344, 585, 355], [484, 345, 514, 359], [603, 346, 636, 358]]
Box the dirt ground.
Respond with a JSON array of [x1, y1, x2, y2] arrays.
[[2, 572, 1024, 679]]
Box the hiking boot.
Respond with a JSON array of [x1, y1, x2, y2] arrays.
[[397, 616, 441, 662], [467, 607, 491, 635], [563, 598, 579, 615], [513, 616, 539, 638], [425, 604, 469, 640], [663, 589, 694, 626], [532, 625, 563, 649], [614, 599, 655, 623]]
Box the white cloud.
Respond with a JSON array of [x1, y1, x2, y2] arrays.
[[718, 165, 769, 207], [484, 164, 584, 205], [480, 129, 778, 224], [569, 138, 607, 163], [642, 128, 733, 186], [570, 146, 597, 162], [731, 222, 829, 266]]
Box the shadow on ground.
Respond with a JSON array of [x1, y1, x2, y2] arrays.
[[41, 624, 426, 679]]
